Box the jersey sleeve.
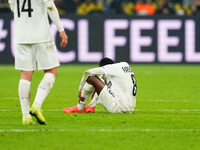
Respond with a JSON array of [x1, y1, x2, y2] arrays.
[[43, 0, 54, 7], [8, 0, 14, 3], [44, 0, 64, 32], [8, 0, 14, 12], [79, 67, 105, 91]]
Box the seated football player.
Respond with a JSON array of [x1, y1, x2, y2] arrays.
[[63, 57, 137, 113]]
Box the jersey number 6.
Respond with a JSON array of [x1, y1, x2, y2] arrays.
[[131, 74, 137, 96], [17, 0, 33, 18]]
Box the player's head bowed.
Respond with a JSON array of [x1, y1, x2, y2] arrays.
[[99, 57, 115, 67]]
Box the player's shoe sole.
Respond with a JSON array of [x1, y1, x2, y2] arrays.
[[29, 104, 46, 125], [23, 117, 35, 125], [63, 105, 95, 113]]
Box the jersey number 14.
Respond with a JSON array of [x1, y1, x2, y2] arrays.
[[17, 0, 33, 17]]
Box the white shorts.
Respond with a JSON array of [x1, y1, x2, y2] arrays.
[[15, 41, 60, 71], [98, 86, 135, 113]]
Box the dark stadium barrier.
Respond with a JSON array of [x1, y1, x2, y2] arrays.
[[0, 14, 200, 64]]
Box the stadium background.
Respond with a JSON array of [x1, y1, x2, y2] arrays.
[[1, 1, 200, 150], [1, 0, 200, 64]]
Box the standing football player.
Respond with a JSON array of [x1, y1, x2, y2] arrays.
[[63, 58, 137, 113], [9, 0, 68, 125]]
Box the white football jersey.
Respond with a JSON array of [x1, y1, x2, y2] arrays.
[[9, 0, 53, 43], [79, 62, 137, 109]]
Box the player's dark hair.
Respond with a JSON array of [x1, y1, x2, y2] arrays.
[[99, 57, 114, 67]]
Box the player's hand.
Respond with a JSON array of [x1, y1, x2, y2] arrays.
[[59, 31, 68, 48]]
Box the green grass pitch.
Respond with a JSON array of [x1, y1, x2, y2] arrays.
[[0, 64, 200, 150]]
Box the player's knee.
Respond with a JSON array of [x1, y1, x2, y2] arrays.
[[53, 71, 58, 77], [20, 71, 33, 81], [45, 67, 57, 77]]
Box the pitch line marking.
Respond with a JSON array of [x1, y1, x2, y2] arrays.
[[0, 128, 200, 133], [0, 109, 18, 112], [0, 97, 19, 100], [136, 109, 200, 112]]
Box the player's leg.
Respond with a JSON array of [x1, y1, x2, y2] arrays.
[[63, 83, 94, 113], [89, 92, 100, 107], [15, 44, 36, 124], [77, 83, 94, 110], [83, 76, 106, 111], [29, 67, 57, 125], [30, 42, 59, 124], [63, 76, 105, 114], [82, 76, 105, 112], [32, 67, 56, 109], [80, 92, 99, 113], [19, 71, 35, 125], [86, 76, 123, 113], [98, 88, 123, 113]]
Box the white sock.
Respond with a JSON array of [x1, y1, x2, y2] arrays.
[[89, 93, 99, 107], [77, 83, 94, 110], [18, 79, 31, 118], [33, 73, 55, 108]]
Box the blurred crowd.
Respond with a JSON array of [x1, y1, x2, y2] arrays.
[[1, 0, 200, 16]]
